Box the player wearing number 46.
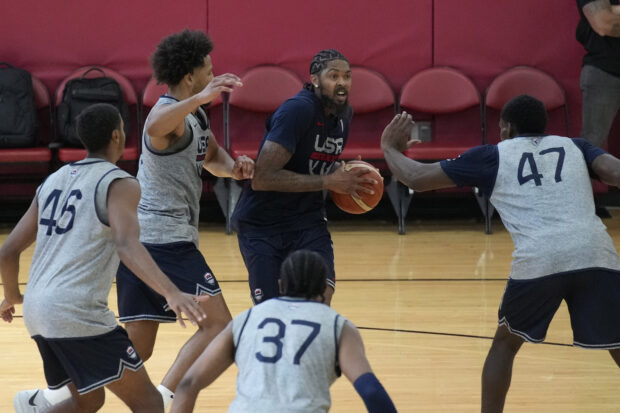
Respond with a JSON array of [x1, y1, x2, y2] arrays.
[[0, 104, 208, 413], [381, 94, 620, 413], [170, 250, 397, 413]]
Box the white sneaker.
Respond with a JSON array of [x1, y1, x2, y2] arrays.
[[13, 389, 51, 413]]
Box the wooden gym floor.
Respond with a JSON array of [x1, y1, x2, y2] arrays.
[[1, 212, 620, 412]]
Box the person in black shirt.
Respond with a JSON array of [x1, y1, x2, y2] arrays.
[[576, 0, 620, 148]]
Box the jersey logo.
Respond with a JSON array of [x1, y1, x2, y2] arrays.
[[126, 346, 138, 360], [70, 168, 78, 176], [253, 288, 264, 302], [204, 272, 215, 285]]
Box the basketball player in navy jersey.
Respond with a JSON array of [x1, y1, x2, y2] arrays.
[[381, 94, 620, 412], [232, 49, 377, 306], [170, 250, 397, 413], [0, 104, 206, 413]]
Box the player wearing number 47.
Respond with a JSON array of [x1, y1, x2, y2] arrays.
[[170, 250, 397, 413], [381, 94, 620, 413], [0, 104, 207, 413]]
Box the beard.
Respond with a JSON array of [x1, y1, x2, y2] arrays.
[[318, 85, 350, 117]]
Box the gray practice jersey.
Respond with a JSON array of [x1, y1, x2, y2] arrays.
[[491, 136, 620, 279], [23, 159, 133, 338], [442, 135, 620, 280], [137, 95, 210, 247], [230, 298, 346, 413]]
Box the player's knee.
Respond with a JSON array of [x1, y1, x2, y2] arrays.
[[138, 345, 155, 362], [132, 341, 155, 362], [490, 335, 522, 356], [198, 312, 230, 333]]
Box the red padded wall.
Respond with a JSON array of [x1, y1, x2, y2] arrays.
[[207, 0, 433, 89], [434, 0, 584, 140], [0, 0, 208, 93]]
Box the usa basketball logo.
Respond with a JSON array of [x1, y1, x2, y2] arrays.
[[70, 168, 78, 176], [126, 346, 137, 360], [254, 288, 263, 301], [204, 272, 215, 285]]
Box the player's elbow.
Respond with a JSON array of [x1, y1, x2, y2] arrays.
[[605, 169, 620, 188], [0, 242, 19, 266], [250, 171, 269, 191]]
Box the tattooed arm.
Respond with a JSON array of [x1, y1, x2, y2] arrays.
[[251, 141, 375, 195], [583, 0, 620, 37]]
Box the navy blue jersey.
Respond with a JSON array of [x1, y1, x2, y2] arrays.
[[233, 88, 352, 235], [441, 136, 619, 280]]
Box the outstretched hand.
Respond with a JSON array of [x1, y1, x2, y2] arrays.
[[381, 111, 419, 153], [232, 155, 255, 180], [166, 292, 209, 328], [197, 73, 243, 106]]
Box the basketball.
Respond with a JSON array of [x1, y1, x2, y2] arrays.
[[330, 160, 384, 214]]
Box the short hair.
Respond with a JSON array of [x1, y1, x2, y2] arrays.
[[500, 94, 547, 135], [280, 250, 328, 300], [76, 103, 121, 152], [151, 29, 214, 86], [309, 49, 349, 75]]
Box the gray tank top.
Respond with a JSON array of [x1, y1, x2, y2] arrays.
[[491, 135, 620, 279], [137, 96, 211, 247], [230, 298, 346, 413], [23, 159, 133, 338]]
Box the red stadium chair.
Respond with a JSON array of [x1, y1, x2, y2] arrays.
[[482, 66, 571, 233], [227, 65, 303, 158], [0, 74, 53, 201], [396, 67, 484, 234], [340, 66, 396, 162], [54, 66, 140, 174], [484, 65, 569, 144]]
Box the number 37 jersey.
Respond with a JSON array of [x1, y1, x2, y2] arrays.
[[440, 136, 620, 280], [24, 159, 133, 339], [230, 298, 346, 413]]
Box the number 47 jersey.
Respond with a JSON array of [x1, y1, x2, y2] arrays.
[[230, 298, 346, 413], [440, 135, 620, 280], [23, 159, 133, 339]]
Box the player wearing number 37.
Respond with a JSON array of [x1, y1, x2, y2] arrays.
[[170, 250, 397, 413], [0, 104, 206, 413], [381, 94, 620, 413]]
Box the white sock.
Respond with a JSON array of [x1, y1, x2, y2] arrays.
[[43, 385, 71, 404], [157, 384, 174, 411]]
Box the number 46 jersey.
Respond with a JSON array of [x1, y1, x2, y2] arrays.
[[230, 298, 346, 413], [440, 136, 620, 280], [23, 159, 133, 339]]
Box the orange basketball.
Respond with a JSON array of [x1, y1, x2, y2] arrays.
[[329, 160, 384, 214]]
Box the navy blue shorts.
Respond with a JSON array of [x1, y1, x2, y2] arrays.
[[237, 223, 335, 304], [116, 241, 221, 323], [33, 326, 143, 394], [498, 268, 620, 348]]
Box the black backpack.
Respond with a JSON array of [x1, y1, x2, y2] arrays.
[[0, 63, 38, 148], [56, 67, 129, 147]]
